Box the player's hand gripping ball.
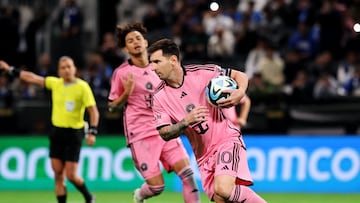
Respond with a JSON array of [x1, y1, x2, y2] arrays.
[[205, 75, 238, 107]]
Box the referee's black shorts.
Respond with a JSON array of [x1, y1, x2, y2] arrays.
[[49, 126, 85, 162]]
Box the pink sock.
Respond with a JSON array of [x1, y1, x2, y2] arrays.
[[138, 183, 164, 199], [228, 185, 267, 203], [178, 166, 200, 203]]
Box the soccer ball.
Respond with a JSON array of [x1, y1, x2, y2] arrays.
[[205, 75, 238, 107]]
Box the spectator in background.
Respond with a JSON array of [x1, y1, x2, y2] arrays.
[[0, 5, 20, 66], [0, 74, 13, 108], [283, 48, 306, 85], [35, 53, 55, 77], [82, 53, 112, 99], [234, 12, 258, 57], [313, 72, 339, 99], [342, 64, 360, 96], [257, 42, 285, 93], [244, 36, 266, 79], [308, 50, 336, 80], [239, 0, 263, 31], [285, 69, 315, 104], [11, 66, 38, 100], [337, 50, 357, 86], [181, 21, 209, 61], [288, 21, 318, 61], [99, 32, 125, 70], [207, 24, 236, 61], [260, 4, 287, 48], [202, 5, 234, 36], [23, 6, 49, 69], [54, 0, 84, 67], [316, 0, 343, 59]]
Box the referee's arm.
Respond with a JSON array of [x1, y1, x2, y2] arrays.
[[87, 105, 99, 131], [0, 60, 45, 87]]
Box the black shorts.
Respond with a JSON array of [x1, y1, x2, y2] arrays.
[[49, 126, 85, 162]]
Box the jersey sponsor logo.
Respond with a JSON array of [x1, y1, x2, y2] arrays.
[[192, 121, 209, 134]]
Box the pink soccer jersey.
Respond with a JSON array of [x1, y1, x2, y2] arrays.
[[109, 60, 161, 144], [152, 64, 245, 166]]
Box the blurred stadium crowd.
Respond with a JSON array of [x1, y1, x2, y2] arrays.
[[0, 0, 360, 134]]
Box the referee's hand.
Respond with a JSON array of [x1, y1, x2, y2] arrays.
[[85, 134, 96, 146]]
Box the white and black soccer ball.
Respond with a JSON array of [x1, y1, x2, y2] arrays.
[[205, 75, 238, 107]]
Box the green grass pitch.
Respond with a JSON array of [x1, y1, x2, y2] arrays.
[[0, 191, 359, 203]]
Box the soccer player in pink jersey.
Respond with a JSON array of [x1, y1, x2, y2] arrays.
[[107, 23, 200, 203], [148, 39, 267, 203]]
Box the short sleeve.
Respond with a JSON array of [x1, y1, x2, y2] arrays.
[[82, 82, 96, 107], [108, 68, 124, 101], [44, 76, 58, 90], [152, 95, 172, 129]]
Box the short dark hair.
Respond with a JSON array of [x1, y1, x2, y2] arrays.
[[115, 22, 148, 48], [147, 38, 180, 59]]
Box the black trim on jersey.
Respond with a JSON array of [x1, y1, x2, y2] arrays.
[[232, 142, 241, 172], [182, 65, 187, 75], [224, 68, 232, 77], [128, 59, 134, 65], [185, 64, 216, 72], [153, 81, 166, 96], [156, 124, 171, 130]]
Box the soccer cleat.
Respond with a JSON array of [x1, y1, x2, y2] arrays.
[[133, 188, 145, 203]]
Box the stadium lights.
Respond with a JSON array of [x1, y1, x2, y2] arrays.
[[209, 1, 220, 11], [353, 23, 360, 33]]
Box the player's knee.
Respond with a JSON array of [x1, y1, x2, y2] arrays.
[[52, 170, 64, 180], [149, 184, 165, 196], [65, 172, 78, 182], [54, 173, 65, 182], [214, 182, 233, 200]]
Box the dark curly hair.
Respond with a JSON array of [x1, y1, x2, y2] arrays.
[[115, 22, 148, 48]]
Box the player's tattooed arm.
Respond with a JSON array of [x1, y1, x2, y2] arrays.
[[158, 119, 188, 141]]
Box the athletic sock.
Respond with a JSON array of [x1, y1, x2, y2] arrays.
[[228, 185, 267, 203], [56, 195, 66, 203], [74, 183, 93, 202], [178, 166, 200, 203], [138, 183, 165, 199]]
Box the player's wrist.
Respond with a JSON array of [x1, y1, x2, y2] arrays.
[[8, 66, 21, 77], [180, 119, 189, 129], [88, 126, 98, 136]]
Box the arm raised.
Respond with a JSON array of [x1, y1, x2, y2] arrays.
[[0, 60, 45, 87]]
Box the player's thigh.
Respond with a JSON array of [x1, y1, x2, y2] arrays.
[[130, 136, 164, 180], [160, 138, 190, 172], [198, 153, 216, 200], [214, 141, 253, 185], [51, 158, 65, 176]]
